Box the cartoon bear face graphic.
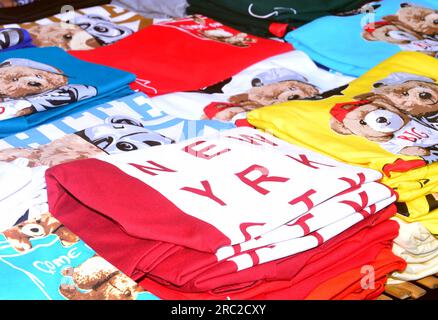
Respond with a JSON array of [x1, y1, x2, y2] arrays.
[[355, 73, 438, 117], [60, 255, 143, 300], [384, 3, 438, 37], [330, 99, 411, 143], [0, 134, 105, 168], [0, 59, 67, 99], [27, 23, 101, 51], [329, 98, 437, 159], [3, 213, 79, 252], [202, 68, 321, 122], [362, 22, 422, 44], [245, 80, 320, 106]]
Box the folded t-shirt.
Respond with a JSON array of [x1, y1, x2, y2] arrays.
[[286, 0, 438, 76], [104, 205, 401, 299], [150, 50, 354, 124], [47, 127, 384, 255], [45, 127, 399, 297], [70, 16, 292, 97], [0, 92, 235, 150], [187, 0, 373, 38], [3, 4, 153, 50], [305, 248, 405, 300], [392, 217, 438, 255], [0, 46, 135, 138]]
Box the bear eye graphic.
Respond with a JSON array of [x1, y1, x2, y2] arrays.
[[402, 91, 409, 96], [12, 77, 18, 81], [359, 120, 367, 125], [35, 74, 42, 79], [419, 92, 432, 100], [63, 33, 73, 40], [288, 95, 300, 100]]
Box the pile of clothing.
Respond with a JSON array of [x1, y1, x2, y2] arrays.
[[0, 0, 436, 300]]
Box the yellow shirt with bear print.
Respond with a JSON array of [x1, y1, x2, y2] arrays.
[[248, 51, 438, 232]]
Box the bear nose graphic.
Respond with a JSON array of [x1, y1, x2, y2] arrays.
[[376, 117, 388, 124], [434, 20, 438, 25], [419, 92, 432, 99], [288, 95, 300, 100], [30, 228, 39, 233], [28, 81, 41, 87], [400, 3, 409, 7]]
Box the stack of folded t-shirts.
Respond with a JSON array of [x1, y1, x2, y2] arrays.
[[285, 0, 438, 76], [0, 46, 135, 138], [186, 0, 375, 38], [2, 3, 153, 50], [0, 27, 34, 51], [0, 92, 236, 300], [248, 51, 438, 235], [111, 0, 188, 19], [0, 0, 111, 24], [150, 50, 354, 126], [69, 15, 292, 96], [388, 217, 438, 283], [44, 127, 405, 299]]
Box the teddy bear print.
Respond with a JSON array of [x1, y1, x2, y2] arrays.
[[0, 134, 106, 168], [3, 212, 79, 252], [198, 28, 257, 47], [190, 14, 257, 48], [202, 68, 321, 122], [355, 72, 438, 131], [26, 23, 101, 50], [384, 3, 438, 37], [0, 58, 97, 120], [329, 98, 438, 161], [362, 3, 438, 57], [59, 255, 143, 300]]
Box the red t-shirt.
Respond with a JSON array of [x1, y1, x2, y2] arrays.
[[69, 16, 292, 96]]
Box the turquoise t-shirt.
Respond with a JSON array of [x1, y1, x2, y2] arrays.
[[286, 0, 438, 76], [0, 218, 159, 300]]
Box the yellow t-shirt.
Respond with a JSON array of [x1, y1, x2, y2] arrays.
[[397, 192, 438, 217], [248, 51, 438, 203]]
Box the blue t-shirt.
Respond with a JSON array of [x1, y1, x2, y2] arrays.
[[286, 0, 438, 76], [0, 47, 135, 138]]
